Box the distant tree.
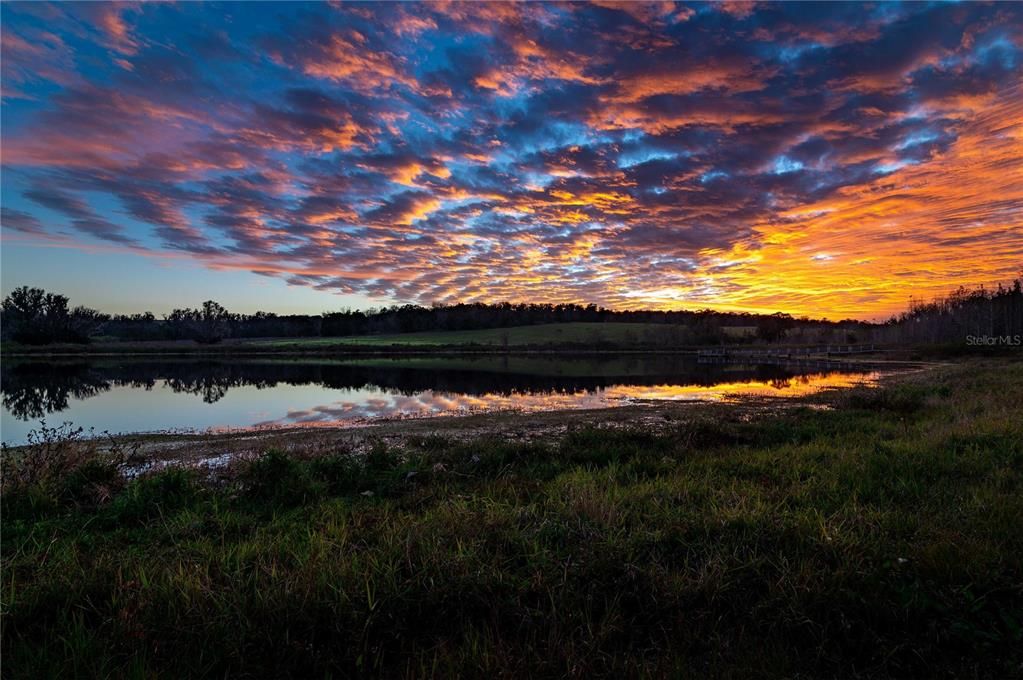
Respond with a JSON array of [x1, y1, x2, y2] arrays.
[[756, 312, 795, 343], [1, 286, 107, 344], [16, 282, 971, 347], [105, 312, 166, 341], [165, 308, 195, 340], [195, 301, 231, 344], [2, 286, 47, 343], [165, 300, 232, 344], [871, 274, 1023, 345]]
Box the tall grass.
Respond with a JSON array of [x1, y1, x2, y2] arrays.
[[1, 422, 141, 520], [2, 360, 1022, 678]]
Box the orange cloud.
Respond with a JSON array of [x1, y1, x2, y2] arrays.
[[680, 92, 1023, 319]]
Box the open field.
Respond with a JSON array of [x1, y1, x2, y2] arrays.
[[3, 358, 1022, 678], [251, 322, 687, 348], [339, 353, 707, 377], [1, 322, 694, 356], [7, 322, 1012, 360]]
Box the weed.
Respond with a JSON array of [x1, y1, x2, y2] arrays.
[[1, 422, 140, 519], [237, 448, 324, 508], [112, 467, 202, 525]]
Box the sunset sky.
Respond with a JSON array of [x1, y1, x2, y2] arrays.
[[1, 1, 1021, 320]]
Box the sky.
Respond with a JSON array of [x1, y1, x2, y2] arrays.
[[1, 1, 1021, 321]]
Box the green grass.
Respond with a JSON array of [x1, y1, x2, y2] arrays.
[[340, 353, 695, 377], [251, 322, 688, 348], [2, 322, 692, 355], [2, 359, 1022, 678]]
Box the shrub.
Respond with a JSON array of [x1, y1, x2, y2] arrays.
[[0, 423, 139, 519], [112, 467, 201, 525], [308, 453, 366, 495], [238, 449, 324, 507], [364, 441, 401, 472], [846, 385, 929, 415]]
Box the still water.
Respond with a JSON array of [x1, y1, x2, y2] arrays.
[[1, 356, 879, 444]]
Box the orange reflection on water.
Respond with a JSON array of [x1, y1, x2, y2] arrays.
[[604, 371, 881, 402], [262, 371, 880, 427]]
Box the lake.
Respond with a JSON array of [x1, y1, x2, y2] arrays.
[[1, 355, 880, 445]]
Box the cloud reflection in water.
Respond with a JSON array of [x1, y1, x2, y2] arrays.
[[258, 372, 880, 427]]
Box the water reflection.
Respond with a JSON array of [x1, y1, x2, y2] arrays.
[[262, 372, 878, 427], [1, 356, 878, 443]]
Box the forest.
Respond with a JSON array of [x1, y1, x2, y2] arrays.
[[2, 277, 1021, 347]]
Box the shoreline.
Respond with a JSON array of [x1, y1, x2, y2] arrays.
[[1, 336, 916, 357], [8, 363, 937, 465], [1, 344, 930, 366]]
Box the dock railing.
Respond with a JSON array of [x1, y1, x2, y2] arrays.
[[697, 343, 878, 361]]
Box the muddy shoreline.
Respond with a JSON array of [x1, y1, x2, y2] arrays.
[[81, 364, 938, 470]]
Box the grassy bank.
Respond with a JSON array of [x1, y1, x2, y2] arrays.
[[3, 360, 1022, 678], [1, 322, 692, 356], [249, 322, 689, 349]]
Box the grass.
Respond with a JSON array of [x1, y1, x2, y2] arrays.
[[340, 353, 697, 377], [1, 323, 693, 356], [2, 359, 1022, 678], [250, 322, 688, 348]]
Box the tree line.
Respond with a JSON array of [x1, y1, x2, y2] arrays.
[[0, 288, 851, 345], [872, 277, 1023, 345], [3, 277, 1020, 346]]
